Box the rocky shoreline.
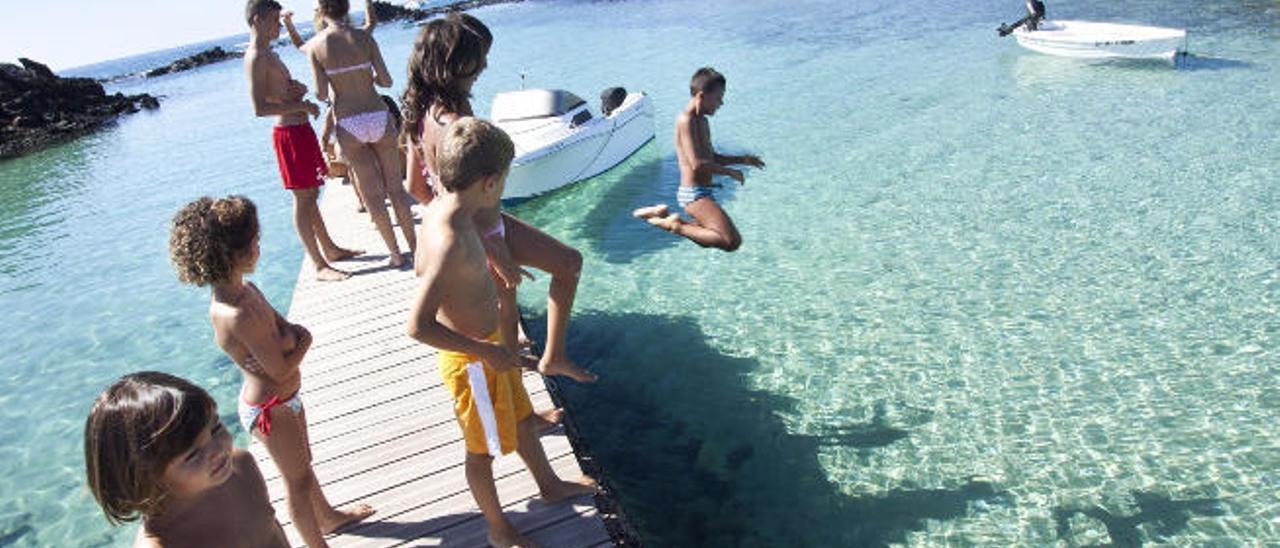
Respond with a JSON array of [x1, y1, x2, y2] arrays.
[[372, 0, 526, 22], [145, 46, 242, 78], [1, 58, 158, 161]]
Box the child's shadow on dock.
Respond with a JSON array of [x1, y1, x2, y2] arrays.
[[528, 310, 1011, 546]]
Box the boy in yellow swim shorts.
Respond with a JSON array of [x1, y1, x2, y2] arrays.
[[406, 117, 597, 548]]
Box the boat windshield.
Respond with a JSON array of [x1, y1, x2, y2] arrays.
[[492, 89, 587, 122]]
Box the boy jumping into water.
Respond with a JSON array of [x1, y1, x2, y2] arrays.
[[634, 67, 765, 252], [407, 118, 596, 548], [244, 0, 360, 281]]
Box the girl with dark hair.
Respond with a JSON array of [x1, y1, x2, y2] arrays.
[[84, 371, 290, 547], [310, 0, 417, 269], [403, 15, 598, 385]]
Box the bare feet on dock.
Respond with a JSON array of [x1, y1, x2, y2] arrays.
[[320, 503, 375, 534], [533, 408, 564, 435], [538, 357, 598, 383], [488, 527, 540, 548], [632, 203, 669, 219], [540, 476, 598, 503], [325, 246, 364, 262], [388, 252, 408, 269], [316, 265, 351, 282]]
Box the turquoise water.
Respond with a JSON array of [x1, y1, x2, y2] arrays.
[[2, 0, 1278, 545]]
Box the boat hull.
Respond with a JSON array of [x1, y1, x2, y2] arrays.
[[1014, 20, 1186, 60], [497, 93, 655, 200]]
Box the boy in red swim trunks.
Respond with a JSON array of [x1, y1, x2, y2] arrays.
[[244, 0, 360, 281]]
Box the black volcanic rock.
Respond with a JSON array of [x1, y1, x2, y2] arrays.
[[372, 0, 526, 23], [1, 58, 159, 160], [145, 46, 241, 78]]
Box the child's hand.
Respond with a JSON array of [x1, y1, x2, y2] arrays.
[[302, 100, 321, 118], [481, 343, 522, 372], [728, 168, 745, 185], [744, 155, 766, 169], [286, 79, 308, 101], [489, 258, 534, 290], [282, 10, 294, 21]]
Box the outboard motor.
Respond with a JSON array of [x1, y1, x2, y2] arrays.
[[998, 0, 1047, 36], [600, 87, 627, 117]]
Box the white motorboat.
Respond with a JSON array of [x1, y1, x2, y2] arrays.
[[1010, 20, 1187, 60], [490, 88, 655, 200]]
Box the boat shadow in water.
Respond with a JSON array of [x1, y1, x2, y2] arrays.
[[1053, 491, 1226, 545], [1174, 54, 1252, 71], [527, 310, 1012, 546], [574, 147, 687, 264]]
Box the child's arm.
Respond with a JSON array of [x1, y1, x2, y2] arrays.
[[713, 152, 766, 169], [247, 55, 319, 118], [365, 32, 393, 88], [282, 11, 307, 50], [406, 238, 521, 371], [678, 115, 745, 183], [321, 109, 336, 147], [229, 303, 307, 383], [308, 49, 332, 104], [482, 231, 533, 290], [404, 143, 433, 204], [363, 0, 378, 31]]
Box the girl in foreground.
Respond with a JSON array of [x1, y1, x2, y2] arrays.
[[169, 195, 372, 547], [84, 371, 289, 547], [402, 15, 597, 384]]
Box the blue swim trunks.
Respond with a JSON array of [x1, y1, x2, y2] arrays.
[[677, 185, 715, 208]]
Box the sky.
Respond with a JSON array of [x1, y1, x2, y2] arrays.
[[0, 0, 322, 71]]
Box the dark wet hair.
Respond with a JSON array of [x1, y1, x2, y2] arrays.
[[169, 195, 259, 287], [245, 0, 283, 27], [401, 17, 488, 144], [690, 67, 726, 96], [318, 0, 350, 18], [381, 95, 402, 129], [437, 117, 514, 192], [84, 372, 217, 524]]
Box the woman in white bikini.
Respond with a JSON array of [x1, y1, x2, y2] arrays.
[[308, 0, 415, 268]]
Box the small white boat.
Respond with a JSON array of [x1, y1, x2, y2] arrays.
[[1012, 20, 1187, 60], [490, 88, 655, 200]]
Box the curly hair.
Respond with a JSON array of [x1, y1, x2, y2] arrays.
[[84, 372, 216, 524], [400, 17, 488, 145], [169, 195, 259, 286]]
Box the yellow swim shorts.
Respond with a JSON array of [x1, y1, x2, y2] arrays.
[[437, 333, 533, 456]]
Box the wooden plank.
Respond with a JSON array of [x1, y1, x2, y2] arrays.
[[248, 182, 620, 547]]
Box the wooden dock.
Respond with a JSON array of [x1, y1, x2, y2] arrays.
[[248, 180, 618, 547]]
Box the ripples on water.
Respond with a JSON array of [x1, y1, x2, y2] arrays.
[[1, 0, 1277, 545]]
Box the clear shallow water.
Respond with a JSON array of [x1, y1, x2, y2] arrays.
[[2, 0, 1278, 545]]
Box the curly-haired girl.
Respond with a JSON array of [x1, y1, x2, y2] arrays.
[[169, 195, 372, 547]]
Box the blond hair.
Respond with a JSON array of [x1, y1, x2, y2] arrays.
[[437, 117, 514, 192]]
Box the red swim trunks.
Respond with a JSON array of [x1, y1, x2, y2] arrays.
[[272, 123, 327, 190]]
